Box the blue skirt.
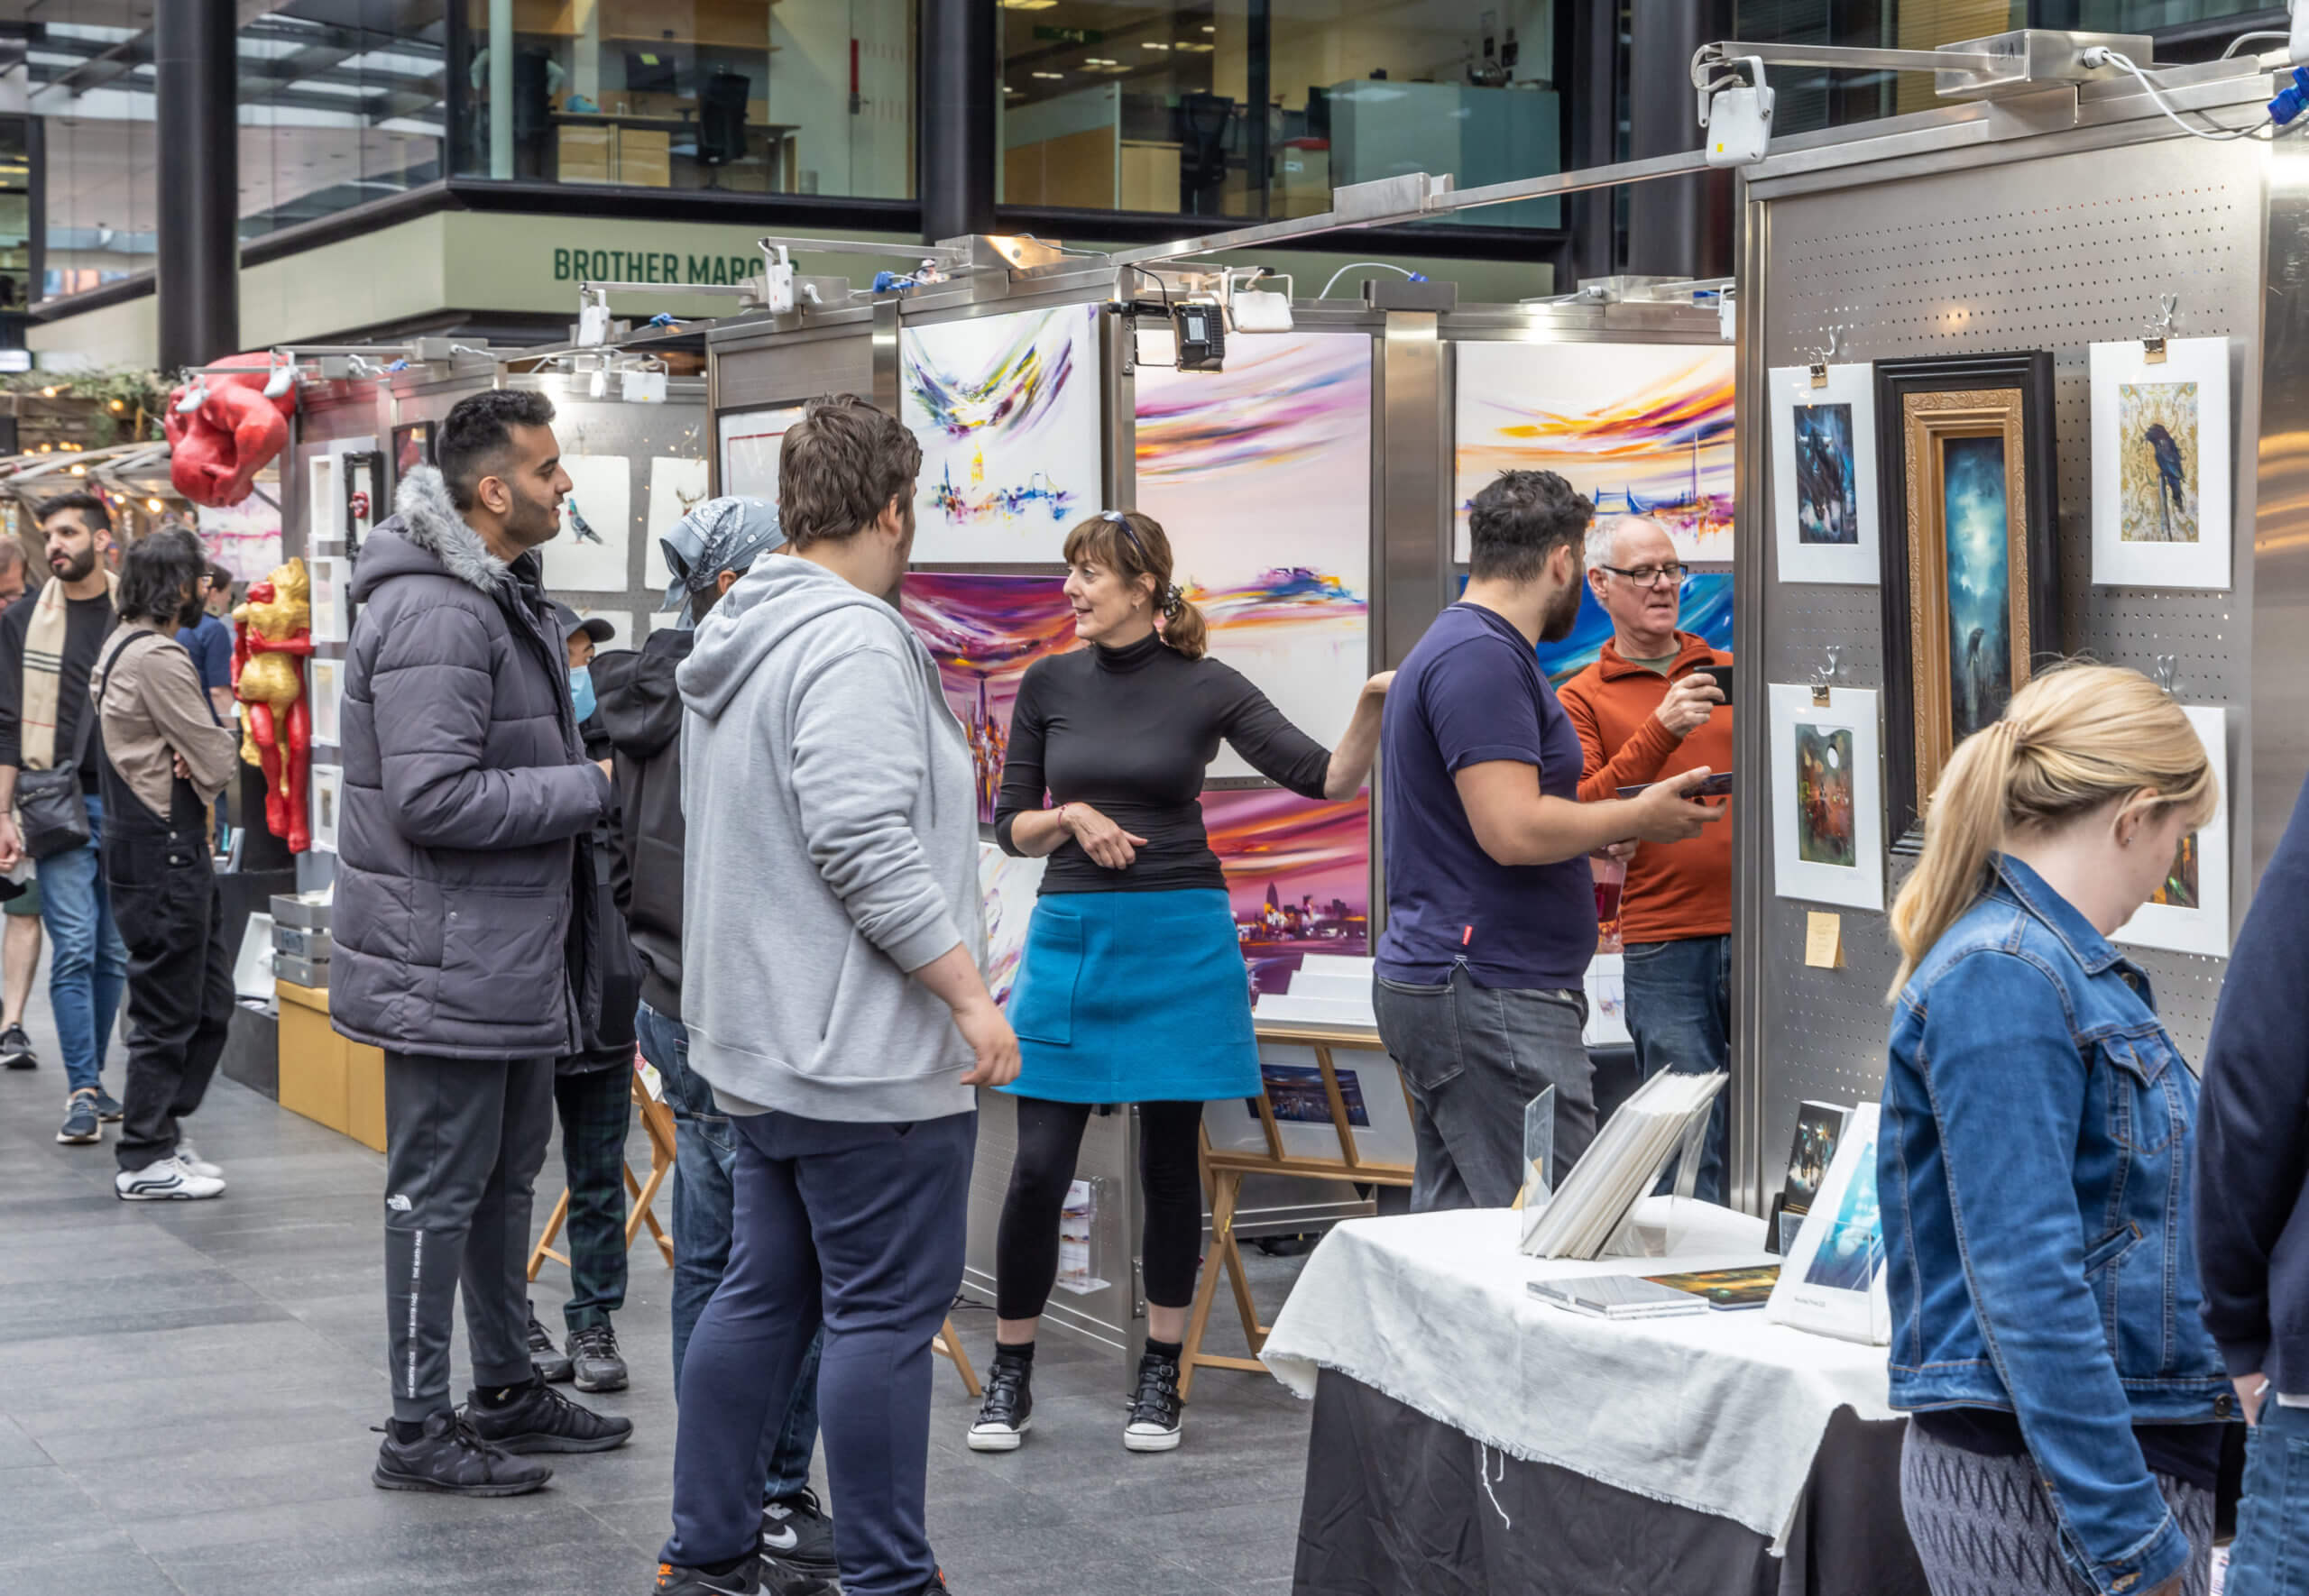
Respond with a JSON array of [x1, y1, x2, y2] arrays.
[[1003, 888, 1259, 1105]]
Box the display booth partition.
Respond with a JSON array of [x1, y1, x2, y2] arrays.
[[706, 265, 1734, 1364], [1732, 69, 2275, 1210]]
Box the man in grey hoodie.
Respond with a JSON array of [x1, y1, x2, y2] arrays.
[[655, 396, 1017, 1596]]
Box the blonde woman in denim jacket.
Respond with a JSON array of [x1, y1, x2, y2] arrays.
[[1881, 665, 2236, 1596]]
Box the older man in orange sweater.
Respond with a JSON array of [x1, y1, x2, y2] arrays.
[[1558, 515, 1732, 1202]]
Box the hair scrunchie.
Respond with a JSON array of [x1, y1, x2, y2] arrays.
[[1163, 583, 1184, 619]]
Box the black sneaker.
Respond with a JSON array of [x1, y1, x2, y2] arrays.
[[92, 1087, 124, 1123], [965, 1355, 1033, 1453], [529, 1304, 574, 1383], [760, 1486, 838, 1575], [373, 1409, 553, 1497], [55, 1089, 98, 1144], [0, 1024, 35, 1069], [652, 1556, 762, 1595], [568, 1323, 629, 1393], [1123, 1348, 1183, 1453], [463, 1376, 633, 1454]]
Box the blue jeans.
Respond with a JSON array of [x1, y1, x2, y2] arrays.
[[637, 1002, 819, 1502], [1620, 933, 1730, 1206], [37, 793, 126, 1096], [2227, 1402, 2309, 1596], [664, 1105, 975, 1596]]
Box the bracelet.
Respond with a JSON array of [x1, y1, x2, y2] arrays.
[[1054, 803, 1074, 830]]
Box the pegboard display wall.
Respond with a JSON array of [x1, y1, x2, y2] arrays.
[[1749, 133, 2267, 1179]]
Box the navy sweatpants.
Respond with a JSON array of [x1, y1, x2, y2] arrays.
[[663, 1106, 974, 1596]]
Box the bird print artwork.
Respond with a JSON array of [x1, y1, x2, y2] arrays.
[[2118, 381, 2199, 545], [568, 499, 603, 545]]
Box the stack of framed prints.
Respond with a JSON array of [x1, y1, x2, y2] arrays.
[[2089, 336, 2232, 590], [1874, 353, 2061, 844], [1769, 683, 1884, 912]]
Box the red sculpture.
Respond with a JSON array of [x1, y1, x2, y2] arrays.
[[165, 354, 296, 509], [232, 559, 313, 854]]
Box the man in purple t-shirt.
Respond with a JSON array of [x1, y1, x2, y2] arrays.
[[1375, 470, 1722, 1212]]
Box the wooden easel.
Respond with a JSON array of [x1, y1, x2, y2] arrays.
[[1179, 1022, 1414, 1399], [523, 1071, 983, 1396], [529, 1071, 676, 1280]]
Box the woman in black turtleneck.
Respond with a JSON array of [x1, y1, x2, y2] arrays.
[[967, 509, 1387, 1458]]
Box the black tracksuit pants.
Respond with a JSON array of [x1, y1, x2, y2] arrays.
[[382, 1053, 555, 1422]]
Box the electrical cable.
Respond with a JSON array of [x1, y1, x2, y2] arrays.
[[2221, 30, 2290, 59], [2085, 48, 2276, 141], [1124, 263, 1172, 310], [1317, 261, 1429, 298]]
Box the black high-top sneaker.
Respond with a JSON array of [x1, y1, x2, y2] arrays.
[[965, 1353, 1034, 1452], [1123, 1346, 1183, 1453]]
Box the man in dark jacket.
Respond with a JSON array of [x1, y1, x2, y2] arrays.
[[595, 496, 840, 1581], [336, 388, 633, 1498], [2198, 774, 2309, 1586]]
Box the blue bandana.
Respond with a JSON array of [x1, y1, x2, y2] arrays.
[[659, 496, 786, 626]]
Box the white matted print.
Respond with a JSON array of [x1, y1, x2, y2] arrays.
[[1770, 683, 1883, 912], [719, 406, 805, 503], [904, 306, 1102, 564], [1766, 1102, 1890, 1345], [309, 764, 343, 855], [1769, 363, 1880, 585], [642, 455, 712, 596], [308, 556, 349, 646], [547, 455, 633, 592], [2090, 337, 2231, 590], [307, 454, 341, 548], [308, 657, 343, 747], [2114, 704, 2231, 958]]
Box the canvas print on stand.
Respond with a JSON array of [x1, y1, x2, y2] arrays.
[[2090, 337, 2231, 590], [1875, 353, 2060, 845], [1767, 1103, 1890, 1344], [1455, 341, 1735, 564], [1769, 363, 1880, 584], [900, 573, 1078, 823], [1137, 333, 1373, 779], [1769, 683, 1883, 912], [905, 307, 1103, 564], [547, 454, 634, 592], [2114, 703, 2231, 957]]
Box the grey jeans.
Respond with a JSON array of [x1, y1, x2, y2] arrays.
[[1374, 963, 1596, 1213], [382, 1052, 556, 1422]]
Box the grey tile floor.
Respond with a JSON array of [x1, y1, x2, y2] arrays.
[[0, 986, 1319, 1595]]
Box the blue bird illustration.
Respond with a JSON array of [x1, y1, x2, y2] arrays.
[[2144, 423, 2187, 540], [567, 498, 603, 545]]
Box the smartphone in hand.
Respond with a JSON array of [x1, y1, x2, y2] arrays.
[[1698, 664, 1733, 705], [1616, 772, 1734, 800]]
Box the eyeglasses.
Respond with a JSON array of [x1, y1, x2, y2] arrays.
[[1597, 563, 1691, 587]]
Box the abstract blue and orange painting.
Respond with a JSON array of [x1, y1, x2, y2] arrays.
[[900, 572, 1079, 822], [1470, 571, 1732, 685], [904, 306, 1102, 563], [1137, 333, 1374, 776], [1455, 342, 1736, 563]]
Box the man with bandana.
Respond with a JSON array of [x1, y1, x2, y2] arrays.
[[590, 499, 839, 1582]]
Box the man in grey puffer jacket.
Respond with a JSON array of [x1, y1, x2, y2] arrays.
[[336, 389, 633, 1498], [656, 396, 1018, 1596]]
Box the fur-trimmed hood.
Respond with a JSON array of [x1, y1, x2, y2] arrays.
[[348, 465, 509, 602]]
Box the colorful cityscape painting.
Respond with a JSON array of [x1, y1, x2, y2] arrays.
[[1200, 788, 1371, 975], [1455, 342, 1736, 563], [900, 573, 1078, 822], [1137, 333, 1374, 776], [904, 306, 1102, 564]]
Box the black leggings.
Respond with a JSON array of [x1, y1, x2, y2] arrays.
[[995, 1097, 1206, 1321]]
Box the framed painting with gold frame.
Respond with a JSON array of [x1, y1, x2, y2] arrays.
[[1874, 353, 2060, 847]]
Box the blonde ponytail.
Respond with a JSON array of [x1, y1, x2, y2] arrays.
[[1887, 664, 2219, 996]]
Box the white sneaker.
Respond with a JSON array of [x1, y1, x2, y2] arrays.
[[116, 1159, 225, 1201], [174, 1143, 223, 1179]]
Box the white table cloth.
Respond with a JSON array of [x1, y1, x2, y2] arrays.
[[1261, 1198, 1899, 1552]]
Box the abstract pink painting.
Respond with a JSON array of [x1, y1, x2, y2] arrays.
[[900, 572, 1078, 822], [1200, 787, 1371, 963]]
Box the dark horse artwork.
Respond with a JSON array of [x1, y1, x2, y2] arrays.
[[2144, 422, 2188, 541], [1795, 404, 1858, 545]]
